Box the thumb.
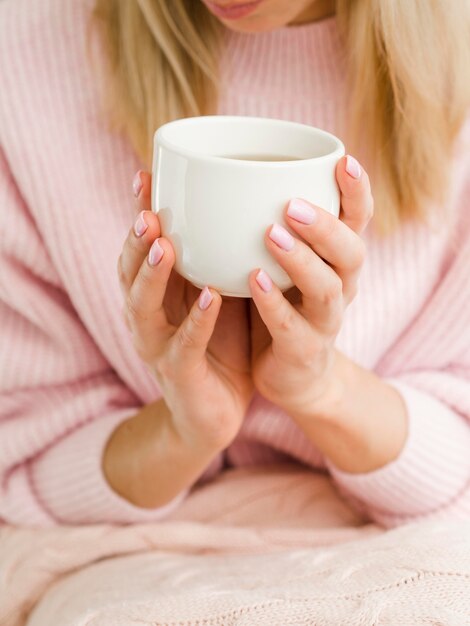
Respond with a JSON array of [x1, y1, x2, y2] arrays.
[[170, 287, 222, 372]]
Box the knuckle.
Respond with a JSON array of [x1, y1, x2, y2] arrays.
[[276, 307, 297, 333], [136, 265, 155, 291], [286, 340, 316, 370], [176, 314, 203, 350], [188, 308, 205, 334], [125, 292, 146, 323], [292, 332, 326, 368], [178, 328, 194, 350], [317, 215, 338, 241], [298, 346, 321, 370], [322, 276, 343, 306]]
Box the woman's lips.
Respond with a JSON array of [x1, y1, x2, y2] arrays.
[[203, 0, 263, 20]]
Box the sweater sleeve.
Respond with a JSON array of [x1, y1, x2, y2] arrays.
[[0, 147, 191, 526], [326, 375, 470, 527], [326, 128, 470, 527]]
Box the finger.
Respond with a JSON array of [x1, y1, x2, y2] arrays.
[[335, 155, 374, 234], [125, 236, 176, 358], [168, 287, 223, 373], [285, 198, 365, 301], [249, 268, 316, 367], [118, 210, 161, 295], [249, 298, 271, 364], [285, 198, 365, 270], [265, 224, 343, 334], [133, 170, 152, 212]]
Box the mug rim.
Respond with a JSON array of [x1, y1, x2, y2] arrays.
[[154, 115, 345, 166]]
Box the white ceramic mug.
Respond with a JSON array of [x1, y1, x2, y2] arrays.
[[152, 115, 345, 297]]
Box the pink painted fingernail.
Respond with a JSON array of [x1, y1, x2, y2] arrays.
[[345, 155, 361, 179], [148, 239, 164, 266], [134, 211, 148, 237], [287, 198, 317, 225], [256, 269, 273, 293], [198, 286, 213, 311], [133, 171, 143, 197], [269, 223, 295, 251]]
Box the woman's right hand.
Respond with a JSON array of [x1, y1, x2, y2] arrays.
[[118, 172, 253, 453]]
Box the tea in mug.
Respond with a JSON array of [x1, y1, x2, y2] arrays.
[[221, 154, 303, 161]]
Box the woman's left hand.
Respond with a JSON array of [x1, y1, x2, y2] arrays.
[[249, 155, 374, 421]]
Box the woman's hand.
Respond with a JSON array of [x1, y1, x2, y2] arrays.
[[118, 172, 253, 452], [249, 155, 373, 421]]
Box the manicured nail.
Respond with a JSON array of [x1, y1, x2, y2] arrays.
[[269, 223, 295, 251], [287, 198, 317, 225], [198, 286, 213, 311], [133, 171, 143, 197], [148, 239, 164, 266], [134, 211, 148, 237], [256, 269, 273, 293], [345, 155, 361, 179]]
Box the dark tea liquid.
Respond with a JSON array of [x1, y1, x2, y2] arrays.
[[221, 154, 303, 161]]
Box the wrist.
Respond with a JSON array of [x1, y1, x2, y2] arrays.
[[288, 353, 408, 474], [169, 386, 250, 454], [103, 398, 220, 509], [103, 400, 170, 506], [289, 350, 350, 425]]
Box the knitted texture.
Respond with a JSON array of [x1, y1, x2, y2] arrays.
[[1, 466, 469, 626], [0, 0, 469, 527]]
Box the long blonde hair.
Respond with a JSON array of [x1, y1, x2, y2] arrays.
[[92, 0, 470, 232]]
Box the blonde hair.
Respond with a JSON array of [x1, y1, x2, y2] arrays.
[[92, 0, 470, 232]]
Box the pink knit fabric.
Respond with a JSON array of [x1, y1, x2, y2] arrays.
[[0, 0, 469, 528]]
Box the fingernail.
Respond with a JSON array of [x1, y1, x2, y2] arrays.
[[345, 155, 361, 179], [133, 171, 143, 197], [287, 198, 317, 225], [269, 223, 295, 251], [134, 211, 148, 237], [198, 286, 213, 311], [148, 239, 164, 266], [256, 269, 273, 293]]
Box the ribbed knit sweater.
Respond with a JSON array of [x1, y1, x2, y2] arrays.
[[1, 0, 469, 528]]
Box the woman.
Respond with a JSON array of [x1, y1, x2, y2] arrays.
[[0, 0, 469, 527]]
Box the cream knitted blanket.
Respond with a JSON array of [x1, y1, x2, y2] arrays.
[[1, 463, 469, 625]]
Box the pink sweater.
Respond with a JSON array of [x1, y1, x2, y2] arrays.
[[1, 0, 469, 529]]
